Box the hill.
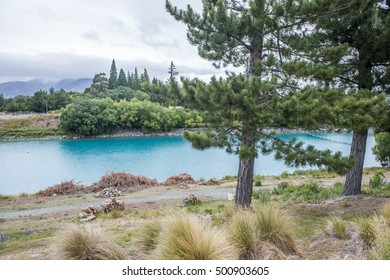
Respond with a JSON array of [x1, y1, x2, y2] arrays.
[[0, 78, 92, 97]]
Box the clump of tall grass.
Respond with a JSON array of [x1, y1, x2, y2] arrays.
[[154, 213, 238, 260], [229, 209, 258, 259], [358, 217, 378, 247], [328, 216, 347, 239], [254, 204, 297, 253], [370, 215, 390, 260], [137, 220, 161, 252], [51, 225, 126, 260], [382, 201, 390, 222]]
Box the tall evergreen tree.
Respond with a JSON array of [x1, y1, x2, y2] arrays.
[[133, 67, 141, 90], [108, 59, 118, 89], [168, 61, 178, 83], [166, 0, 351, 207], [142, 68, 151, 84], [117, 68, 128, 87], [285, 0, 390, 195]]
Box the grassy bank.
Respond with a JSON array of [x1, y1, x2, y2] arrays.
[[0, 168, 389, 260], [0, 114, 65, 140]]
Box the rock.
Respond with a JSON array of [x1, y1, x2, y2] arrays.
[[101, 198, 125, 213], [95, 187, 122, 198]]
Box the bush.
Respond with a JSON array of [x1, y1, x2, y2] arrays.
[[154, 213, 238, 260], [137, 221, 161, 252], [254, 205, 297, 253], [37, 180, 84, 196], [52, 225, 126, 260], [372, 132, 390, 167], [369, 171, 385, 188], [229, 210, 258, 259]]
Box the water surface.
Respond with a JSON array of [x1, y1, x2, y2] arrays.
[[0, 132, 378, 194]]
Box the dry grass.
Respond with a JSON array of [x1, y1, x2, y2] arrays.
[[254, 204, 297, 253], [229, 209, 258, 259], [154, 213, 238, 260], [382, 201, 390, 222], [51, 225, 127, 260], [136, 220, 162, 252], [358, 217, 377, 247], [328, 216, 347, 239]]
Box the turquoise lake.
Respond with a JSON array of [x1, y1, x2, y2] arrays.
[[0, 132, 378, 195]]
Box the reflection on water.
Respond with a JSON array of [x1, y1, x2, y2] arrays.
[[0, 133, 378, 194]]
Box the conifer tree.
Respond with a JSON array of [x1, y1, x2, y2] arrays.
[[133, 67, 140, 90], [127, 71, 132, 88], [108, 59, 118, 89], [142, 68, 150, 84], [166, 0, 351, 207], [117, 68, 128, 87], [168, 61, 178, 83], [285, 0, 390, 195]]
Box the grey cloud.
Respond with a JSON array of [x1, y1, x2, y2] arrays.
[[82, 30, 103, 42], [0, 51, 221, 83]]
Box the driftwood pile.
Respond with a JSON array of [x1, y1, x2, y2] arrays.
[[199, 178, 219, 185], [89, 172, 158, 193], [101, 198, 125, 213], [79, 206, 99, 222], [95, 187, 122, 198], [179, 194, 198, 207], [37, 180, 84, 196], [164, 173, 195, 186]]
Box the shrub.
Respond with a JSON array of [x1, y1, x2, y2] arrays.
[[154, 213, 238, 260], [254, 205, 297, 253], [37, 180, 84, 196], [358, 217, 378, 247], [229, 210, 258, 259], [52, 225, 126, 260], [369, 171, 385, 188], [137, 221, 161, 252], [328, 216, 346, 239]]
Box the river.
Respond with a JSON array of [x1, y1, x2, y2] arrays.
[[0, 132, 378, 195]]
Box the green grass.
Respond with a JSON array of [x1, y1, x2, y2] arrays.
[[136, 221, 161, 252], [328, 216, 347, 239], [358, 217, 377, 246], [0, 230, 55, 255], [0, 127, 65, 139]]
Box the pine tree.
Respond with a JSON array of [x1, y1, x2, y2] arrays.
[[285, 0, 390, 195], [166, 0, 351, 207], [108, 59, 118, 89], [168, 61, 178, 83], [117, 68, 128, 87], [142, 68, 150, 84], [90, 73, 109, 92], [133, 67, 140, 90]]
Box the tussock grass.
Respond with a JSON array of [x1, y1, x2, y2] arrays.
[[382, 202, 390, 222], [51, 225, 126, 260], [229, 209, 258, 259], [370, 216, 390, 259], [358, 217, 377, 247], [137, 220, 162, 252], [328, 216, 347, 239], [154, 213, 238, 260], [254, 204, 297, 253]]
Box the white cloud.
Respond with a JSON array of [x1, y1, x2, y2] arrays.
[[0, 0, 228, 83]]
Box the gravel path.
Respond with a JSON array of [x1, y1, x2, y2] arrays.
[[1, 186, 271, 219]]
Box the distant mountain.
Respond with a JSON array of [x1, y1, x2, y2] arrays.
[[0, 78, 92, 97]]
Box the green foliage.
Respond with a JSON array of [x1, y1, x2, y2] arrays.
[[369, 171, 385, 188], [60, 98, 117, 136], [373, 132, 390, 167], [117, 68, 128, 87], [108, 59, 117, 89], [30, 90, 48, 113]]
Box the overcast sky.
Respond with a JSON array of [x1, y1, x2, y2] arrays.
[[0, 0, 228, 83]]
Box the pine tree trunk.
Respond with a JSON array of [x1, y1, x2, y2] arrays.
[[235, 156, 255, 208], [343, 129, 368, 196]]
